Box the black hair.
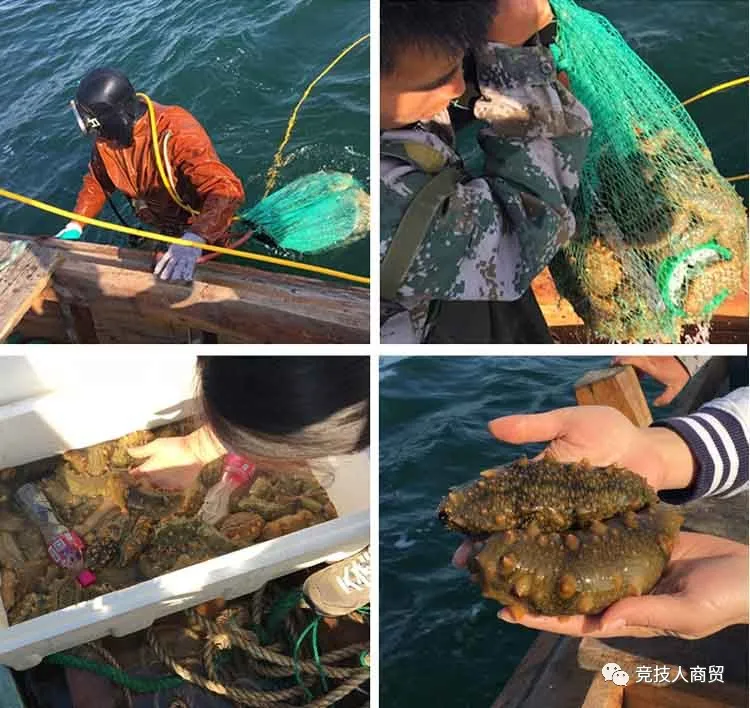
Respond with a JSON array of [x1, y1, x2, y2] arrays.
[[197, 357, 369, 459], [381, 0, 496, 75]]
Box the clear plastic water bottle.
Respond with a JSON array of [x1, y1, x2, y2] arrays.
[[15, 483, 96, 587], [198, 454, 256, 525]]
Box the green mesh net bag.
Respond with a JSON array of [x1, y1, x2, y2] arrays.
[[548, 0, 747, 342], [238, 171, 370, 255]]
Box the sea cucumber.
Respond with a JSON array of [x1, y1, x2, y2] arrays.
[[439, 458, 681, 616]]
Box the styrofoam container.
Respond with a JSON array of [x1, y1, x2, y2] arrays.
[[0, 355, 370, 670]]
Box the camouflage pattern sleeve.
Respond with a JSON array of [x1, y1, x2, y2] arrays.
[[381, 43, 592, 302]]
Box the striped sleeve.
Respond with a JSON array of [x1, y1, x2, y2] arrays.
[[656, 388, 749, 504]]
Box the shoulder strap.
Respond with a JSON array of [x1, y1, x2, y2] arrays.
[[380, 166, 463, 301]]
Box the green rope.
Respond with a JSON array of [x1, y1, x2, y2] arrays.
[[311, 616, 329, 692], [45, 652, 184, 693], [290, 613, 335, 700], [265, 589, 304, 641], [292, 617, 317, 700], [44, 594, 368, 702]]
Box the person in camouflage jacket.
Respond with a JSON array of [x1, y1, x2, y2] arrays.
[[380, 0, 593, 342]]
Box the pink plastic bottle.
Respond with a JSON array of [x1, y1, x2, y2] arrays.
[[15, 483, 96, 587], [198, 453, 256, 525]]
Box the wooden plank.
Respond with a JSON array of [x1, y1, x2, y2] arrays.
[[703, 316, 749, 344], [531, 268, 585, 328], [15, 297, 195, 344], [578, 637, 680, 685], [574, 366, 653, 427], [0, 240, 60, 341], [7, 295, 67, 343], [579, 626, 748, 707], [492, 633, 563, 707], [1, 234, 369, 343], [550, 318, 748, 345], [53, 257, 359, 343], [713, 284, 750, 319], [623, 681, 748, 708], [492, 635, 594, 708], [531, 268, 748, 344], [582, 674, 623, 708]]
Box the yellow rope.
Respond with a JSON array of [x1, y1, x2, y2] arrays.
[[264, 33, 370, 197], [681, 76, 749, 107], [137, 91, 199, 216], [680, 77, 750, 183], [0, 186, 370, 285]]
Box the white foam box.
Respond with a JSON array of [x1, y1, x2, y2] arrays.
[[0, 352, 370, 670]]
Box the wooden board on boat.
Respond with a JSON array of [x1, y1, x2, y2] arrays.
[[578, 630, 748, 708], [531, 268, 749, 344], [493, 625, 748, 708], [0, 240, 60, 342], [0, 234, 369, 344], [491, 634, 594, 708]]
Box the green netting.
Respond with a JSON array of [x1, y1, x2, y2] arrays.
[[239, 171, 370, 255], [548, 0, 747, 342]]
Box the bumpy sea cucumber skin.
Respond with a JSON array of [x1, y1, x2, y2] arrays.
[[437, 458, 657, 536], [470, 506, 683, 616]]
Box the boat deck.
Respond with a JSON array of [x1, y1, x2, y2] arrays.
[[0, 233, 369, 344]]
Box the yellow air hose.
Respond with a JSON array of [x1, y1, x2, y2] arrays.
[[680, 76, 749, 183], [137, 91, 199, 216], [0, 186, 369, 285], [264, 33, 370, 197], [681, 76, 749, 107], [0, 36, 371, 286]]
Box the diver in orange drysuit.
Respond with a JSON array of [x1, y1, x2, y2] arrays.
[[55, 67, 245, 282]]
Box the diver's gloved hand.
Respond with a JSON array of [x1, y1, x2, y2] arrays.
[[154, 231, 205, 282], [54, 222, 83, 241]]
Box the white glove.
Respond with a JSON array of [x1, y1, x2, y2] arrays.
[[54, 221, 83, 241], [154, 231, 205, 282]]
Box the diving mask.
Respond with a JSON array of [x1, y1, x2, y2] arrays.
[[70, 99, 101, 136]]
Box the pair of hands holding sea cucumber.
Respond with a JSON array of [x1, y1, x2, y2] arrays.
[[452, 404, 748, 640]]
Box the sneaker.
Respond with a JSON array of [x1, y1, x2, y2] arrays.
[[303, 547, 370, 617]]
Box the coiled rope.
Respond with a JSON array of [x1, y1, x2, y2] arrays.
[[44, 583, 370, 707]]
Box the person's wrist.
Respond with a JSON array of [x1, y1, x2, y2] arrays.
[[642, 426, 696, 491], [187, 426, 226, 466], [184, 230, 206, 244]]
